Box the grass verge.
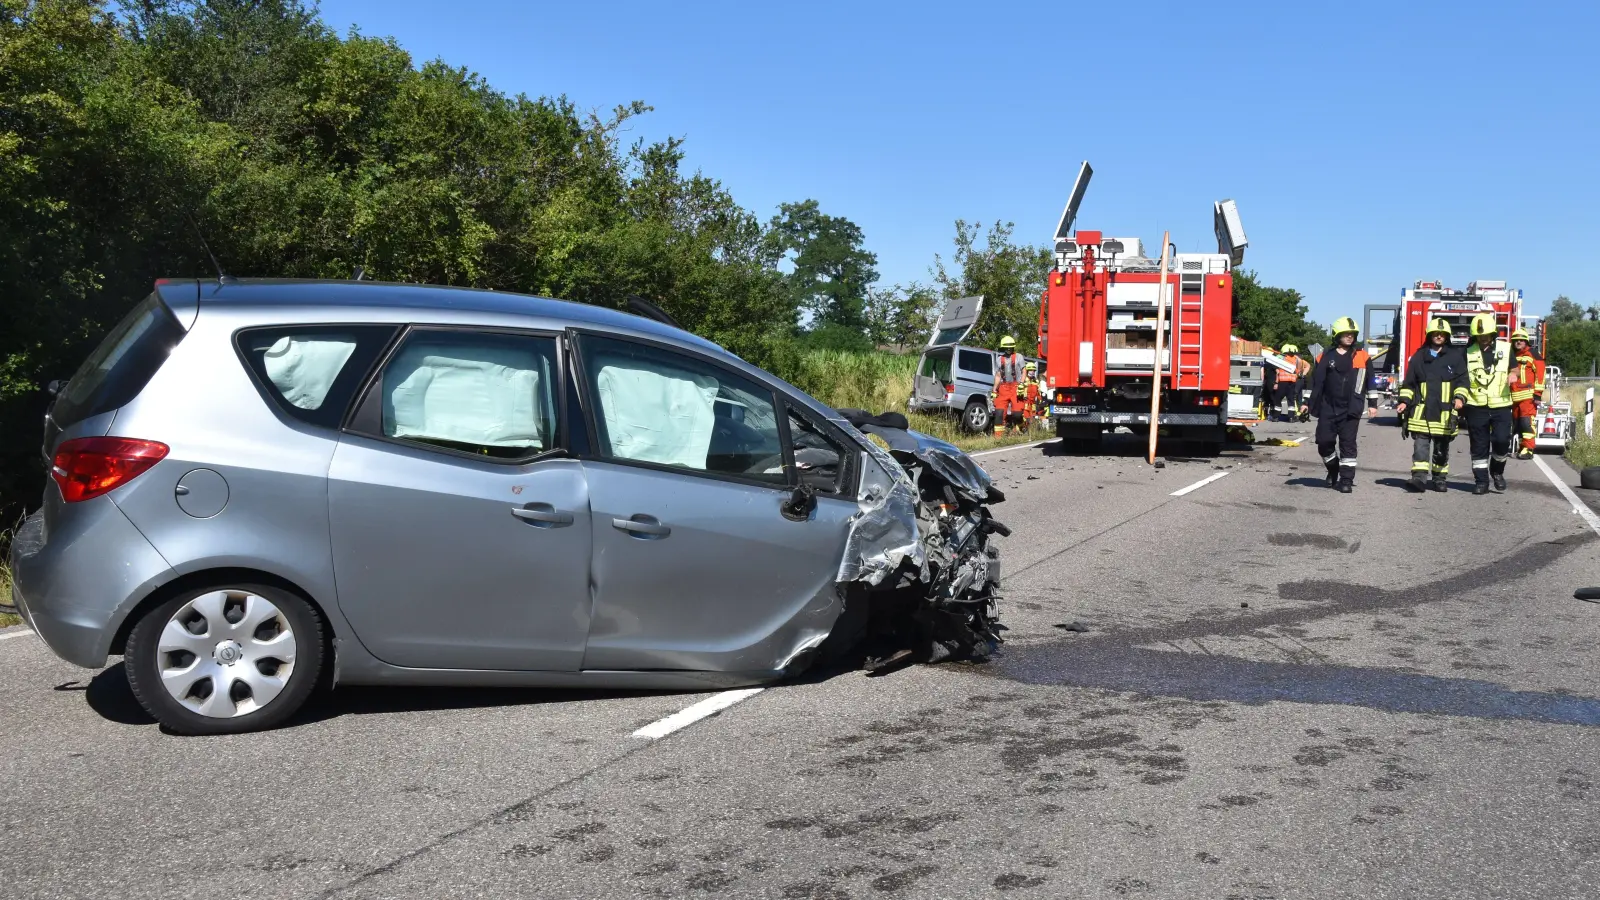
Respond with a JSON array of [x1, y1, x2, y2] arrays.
[[1, 517, 20, 628], [0, 565, 18, 630], [784, 348, 1047, 453], [1566, 430, 1600, 470]]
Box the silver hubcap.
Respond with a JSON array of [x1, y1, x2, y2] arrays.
[[156, 590, 297, 718]]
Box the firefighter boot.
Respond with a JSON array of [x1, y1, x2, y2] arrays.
[[1324, 457, 1339, 488], [1337, 465, 1356, 494], [1473, 469, 1490, 495], [1407, 472, 1428, 493], [1491, 455, 1508, 493], [1430, 475, 1448, 493]]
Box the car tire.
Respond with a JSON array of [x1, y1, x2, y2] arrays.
[[125, 583, 325, 735], [962, 399, 992, 434]]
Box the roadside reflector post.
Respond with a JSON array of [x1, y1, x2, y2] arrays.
[[1586, 387, 1594, 437], [1148, 230, 1171, 465]]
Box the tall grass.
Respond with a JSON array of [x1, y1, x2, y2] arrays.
[[1566, 430, 1600, 470], [0, 574, 16, 628], [781, 348, 1045, 450], [0, 520, 17, 628]]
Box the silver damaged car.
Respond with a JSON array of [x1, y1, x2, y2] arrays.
[[7, 280, 1006, 733]]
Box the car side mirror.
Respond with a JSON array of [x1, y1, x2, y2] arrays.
[[46, 379, 64, 398], [781, 484, 817, 522]]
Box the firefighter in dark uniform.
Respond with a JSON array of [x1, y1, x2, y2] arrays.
[[1394, 318, 1467, 493], [1464, 313, 1515, 494], [1305, 317, 1368, 493]]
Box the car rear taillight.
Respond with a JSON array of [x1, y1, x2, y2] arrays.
[[50, 437, 169, 502]]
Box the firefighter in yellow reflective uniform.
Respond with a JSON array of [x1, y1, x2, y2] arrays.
[[1463, 313, 1514, 494], [1394, 318, 1468, 493]]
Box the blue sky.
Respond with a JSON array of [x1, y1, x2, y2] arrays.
[[315, 0, 1597, 324]]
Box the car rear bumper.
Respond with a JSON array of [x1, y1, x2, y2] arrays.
[[1051, 410, 1221, 426], [8, 500, 174, 669]]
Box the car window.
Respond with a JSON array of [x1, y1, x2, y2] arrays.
[[238, 325, 396, 429], [53, 293, 186, 428], [959, 349, 993, 377], [578, 334, 786, 484], [919, 350, 952, 381], [374, 330, 559, 458], [788, 409, 846, 494]]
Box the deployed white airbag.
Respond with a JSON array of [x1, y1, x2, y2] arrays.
[[383, 342, 545, 448], [262, 336, 357, 410], [595, 357, 718, 467]]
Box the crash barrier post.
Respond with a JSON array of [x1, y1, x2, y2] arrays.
[[1588, 387, 1594, 437]]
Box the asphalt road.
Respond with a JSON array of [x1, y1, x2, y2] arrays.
[[3, 414, 1599, 899]]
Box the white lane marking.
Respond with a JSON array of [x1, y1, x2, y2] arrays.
[[631, 688, 765, 740], [1170, 471, 1230, 497], [1532, 455, 1600, 535], [971, 441, 1051, 458], [0, 628, 34, 642]]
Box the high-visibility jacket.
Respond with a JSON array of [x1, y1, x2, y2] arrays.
[[996, 352, 1024, 386], [1398, 346, 1468, 436], [1465, 340, 1513, 408], [1510, 353, 1545, 403], [1275, 356, 1309, 383]]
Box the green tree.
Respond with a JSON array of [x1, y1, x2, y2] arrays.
[[1546, 320, 1600, 376], [863, 281, 939, 350], [1549, 295, 1584, 325], [767, 200, 878, 333], [1231, 270, 1326, 349], [0, 0, 804, 524], [931, 220, 1050, 355]]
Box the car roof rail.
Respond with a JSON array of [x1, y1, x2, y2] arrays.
[[626, 295, 683, 330]]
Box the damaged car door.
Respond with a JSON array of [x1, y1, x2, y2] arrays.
[[572, 333, 859, 674]]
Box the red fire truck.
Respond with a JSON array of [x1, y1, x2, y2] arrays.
[[1364, 279, 1523, 402], [1037, 161, 1245, 454]]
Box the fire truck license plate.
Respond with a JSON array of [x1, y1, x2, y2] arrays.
[[1052, 405, 1086, 416]]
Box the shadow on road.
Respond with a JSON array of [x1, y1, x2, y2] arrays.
[[82, 661, 677, 731]]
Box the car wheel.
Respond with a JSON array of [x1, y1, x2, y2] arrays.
[[125, 584, 324, 735], [963, 400, 992, 433]]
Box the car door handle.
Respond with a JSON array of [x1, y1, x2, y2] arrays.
[[612, 515, 670, 538], [511, 503, 574, 527]]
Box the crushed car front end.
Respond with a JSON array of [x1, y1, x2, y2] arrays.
[[814, 410, 1006, 672]]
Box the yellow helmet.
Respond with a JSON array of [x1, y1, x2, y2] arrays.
[[1469, 313, 1497, 337], [1425, 318, 1452, 337], [1281, 343, 1298, 354], [1024, 361, 1037, 373], [999, 335, 1016, 350], [1331, 316, 1359, 338], [1510, 327, 1531, 341]]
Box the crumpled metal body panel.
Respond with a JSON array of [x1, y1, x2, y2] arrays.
[[891, 429, 995, 504], [829, 418, 927, 586]]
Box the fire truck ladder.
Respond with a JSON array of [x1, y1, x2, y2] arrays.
[[1174, 265, 1205, 389]]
